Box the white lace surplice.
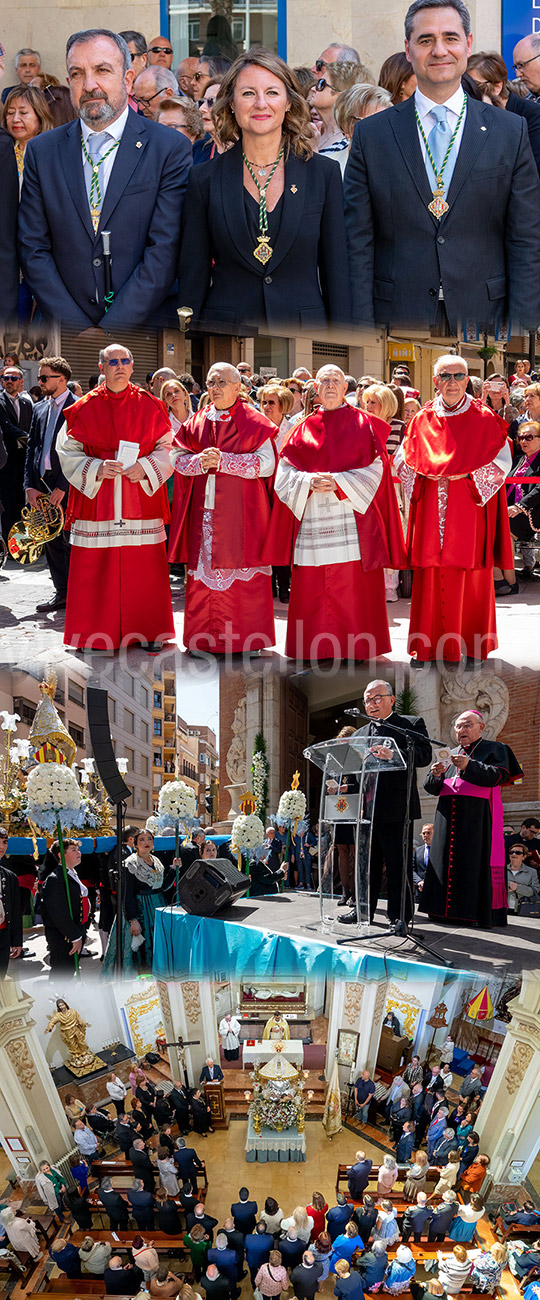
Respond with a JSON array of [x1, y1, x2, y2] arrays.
[[56, 424, 173, 548], [274, 456, 383, 567], [171, 433, 274, 591]]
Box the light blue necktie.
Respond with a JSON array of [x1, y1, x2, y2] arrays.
[[40, 399, 58, 477], [426, 105, 458, 197]]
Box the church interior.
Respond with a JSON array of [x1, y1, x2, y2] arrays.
[[0, 969, 538, 1300]]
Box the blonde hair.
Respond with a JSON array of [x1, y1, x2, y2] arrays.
[[259, 384, 295, 415], [327, 58, 374, 93], [334, 83, 391, 137], [293, 1207, 309, 1230], [415, 1151, 429, 1167], [362, 384, 398, 421], [213, 47, 314, 159], [490, 1244, 507, 1266]]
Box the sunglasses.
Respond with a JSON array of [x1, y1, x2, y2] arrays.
[[130, 50, 147, 61], [314, 77, 335, 92], [437, 372, 467, 382], [38, 373, 57, 381], [105, 358, 131, 367], [199, 96, 217, 108], [149, 46, 173, 55], [193, 71, 208, 82], [314, 59, 329, 72], [518, 433, 539, 441]]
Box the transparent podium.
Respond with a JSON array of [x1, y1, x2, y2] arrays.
[[303, 735, 406, 938]]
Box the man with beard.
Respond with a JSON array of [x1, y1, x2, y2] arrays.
[[57, 343, 174, 651], [268, 365, 406, 661], [339, 679, 431, 927], [421, 710, 523, 927], [395, 355, 513, 663], [169, 363, 276, 654], [18, 28, 191, 328]]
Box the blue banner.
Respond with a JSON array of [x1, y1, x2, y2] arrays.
[[502, 1, 540, 77]]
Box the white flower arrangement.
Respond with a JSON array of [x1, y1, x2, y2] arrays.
[[231, 812, 265, 852], [277, 788, 306, 825], [25, 761, 87, 832], [145, 815, 161, 836], [158, 780, 197, 823], [252, 751, 268, 816]]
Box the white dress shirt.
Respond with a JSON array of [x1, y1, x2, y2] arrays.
[[81, 105, 130, 204]]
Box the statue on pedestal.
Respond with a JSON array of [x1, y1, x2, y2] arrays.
[[46, 998, 105, 1077]]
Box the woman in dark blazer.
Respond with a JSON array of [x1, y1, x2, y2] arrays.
[[494, 420, 540, 593], [178, 46, 351, 331]]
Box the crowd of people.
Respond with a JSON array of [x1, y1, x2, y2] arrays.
[[2, 1046, 539, 1300], [2, 2, 540, 333], [1, 342, 539, 662]]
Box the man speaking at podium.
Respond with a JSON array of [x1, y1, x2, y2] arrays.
[[339, 679, 431, 927]]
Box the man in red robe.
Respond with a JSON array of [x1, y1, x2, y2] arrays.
[[268, 365, 406, 661], [395, 355, 513, 664], [168, 363, 276, 655], [57, 344, 174, 651]]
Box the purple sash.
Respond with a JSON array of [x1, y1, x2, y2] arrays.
[[440, 777, 507, 910]]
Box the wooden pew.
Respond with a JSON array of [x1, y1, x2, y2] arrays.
[[500, 1221, 540, 1241], [91, 1159, 208, 1194], [69, 1231, 190, 1252], [336, 1163, 442, 1195]]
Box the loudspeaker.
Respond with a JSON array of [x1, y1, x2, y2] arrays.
[[86, 687, 131, 806], [178, 857, 251, 917]]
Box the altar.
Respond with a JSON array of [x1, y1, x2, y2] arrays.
[[245, 1114, 306, 1162], [242, 1041, 304, 1067]]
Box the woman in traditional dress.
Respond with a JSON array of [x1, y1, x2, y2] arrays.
[[102, 830, 178, 976], [190, 1089, 214, 1136]]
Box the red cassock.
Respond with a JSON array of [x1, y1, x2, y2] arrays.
[[398, 398, 514, 662], [168, 398, 276, 654], [265, 405, 406, 661], [58, 384, 175, 650]]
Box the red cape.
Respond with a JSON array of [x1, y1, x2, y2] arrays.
[[264, 405, 407, 571], [63, 384, 171, 526], [168, 398, 276, 569], [401, 401, 513, 569]]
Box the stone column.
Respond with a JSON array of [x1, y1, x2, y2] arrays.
[[475, 970, 540, 1184], [0, 981, 73, 1177]]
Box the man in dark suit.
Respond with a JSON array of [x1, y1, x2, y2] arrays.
[[327, 1193, 354, 1242], [396, 1121, 417, 1163], [104, 1257, 143, 1296], [173, 1138, 205, 1192], [0, 367, 33, 540], [0, 128, 21, 326], [18, 29, 191, 329], [231, 1188, 258, 1236], [200, 1264, 230, 1300], [290, 1252, 324, 1300], [168, 1081, 192, 1133], [128, 1139, 156, 1192], [97, 1178, 130, 1229], [116, 1114, 138, 1152], [428, 1192, 458, 1241], [347, 1152, 373, 1200], [344, 0, 540, 335], [200, 1058, 224, 1084], [402, 1193, 434, 1243], [126, 1177, 157, 1228], [0, 844, 23, 974], [23, 356, 75, 613], [244, 1224, 273, 1286], [208, 1233, 241, 1296], [413, 824, 433, 901], [340, 679, 431, 926], [86, 1104, 115, 1138], [187, 1204, 218, 1244], [222, 1218, 245, 1268]]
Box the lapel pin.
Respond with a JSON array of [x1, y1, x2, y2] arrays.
[[136, 141, 143, 148], [480, 126, 487, 132], [290, 185, 298, 193]]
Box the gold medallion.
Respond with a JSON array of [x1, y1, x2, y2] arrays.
[[428, 189, 449, 220], [253, 236, 273, 265]]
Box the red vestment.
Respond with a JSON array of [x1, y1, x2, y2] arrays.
[[266, 405, 406, 661], [59, 384, 174, 650], [169, 398, 276, 654], [399, 398, 513, 662]]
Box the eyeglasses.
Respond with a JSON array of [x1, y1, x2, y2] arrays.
[[206, 377, 229, 389], [193, 71, 208, 83], [105, 358, 131, 367], [149, 45, 173, 55], [314, 77, 335, 93], [199, 96, 217, 108], [2, 373, 22, 381], [364, 693, 392, 704], [130, 50, 147, 62], [38, 373, 57, 381], [133, 88, 164, 106], [513, 52, 540, 73], [509, 850, 525, 855], [518, 433, 540, 441], [314, 59, 329, 72], [437, 372, 468, 382]]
